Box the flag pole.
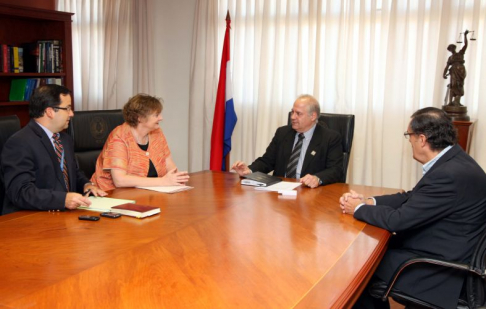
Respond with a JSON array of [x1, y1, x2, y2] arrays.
[[224, 10, 231, 171], [209, 10, 237, 172]]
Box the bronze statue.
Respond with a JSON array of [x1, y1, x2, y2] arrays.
[[443, 30, 469, 106]]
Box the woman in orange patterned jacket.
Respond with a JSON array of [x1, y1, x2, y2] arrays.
[[91, 94, 189, 191]]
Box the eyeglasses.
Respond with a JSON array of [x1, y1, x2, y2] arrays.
[[52, 106, 72, 112], [403, 131, 417, 139]]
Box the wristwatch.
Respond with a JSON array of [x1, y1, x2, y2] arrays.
[[316, 176, 323, 185]]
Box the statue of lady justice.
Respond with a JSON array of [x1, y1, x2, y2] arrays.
[[442, 30, 471, 121], [443, 30, 469, 106]]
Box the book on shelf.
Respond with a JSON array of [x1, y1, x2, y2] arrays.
[[13, 46, 19, 73], [8, 45, 13, 72], [18, 47, 23, 73], [38, 41, 43, 73], [241, 171, 282, 187], [111, 203, 161, 218], [9, 79, 28, 101], [23, 79, 36, 101], [1, 44, 7, 72], [53, 40, 60, 73]]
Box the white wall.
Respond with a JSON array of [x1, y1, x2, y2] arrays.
[[152, 0, 196, 171]]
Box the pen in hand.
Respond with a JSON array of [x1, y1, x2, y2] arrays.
[[84, 189, 91, 197]]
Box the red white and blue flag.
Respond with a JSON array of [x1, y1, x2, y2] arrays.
[[210, 12, 237, 171]]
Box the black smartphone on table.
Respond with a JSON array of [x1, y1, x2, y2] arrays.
[[100, 212, 122, 219], [78, 215, 100, 221]]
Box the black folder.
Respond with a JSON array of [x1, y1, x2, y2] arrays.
[[241, 172, 282, 187]]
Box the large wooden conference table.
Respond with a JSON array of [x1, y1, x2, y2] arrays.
[[0, 171, 399, 308]]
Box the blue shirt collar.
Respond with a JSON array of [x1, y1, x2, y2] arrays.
[[300, 123, 317, 140], [422, 145, 453, 175], [35, 121, 55, 140]]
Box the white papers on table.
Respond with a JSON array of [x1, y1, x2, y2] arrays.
[[254, 181, 301, 192], [79, 197, 136, 212], [136, 186, 194, 194]]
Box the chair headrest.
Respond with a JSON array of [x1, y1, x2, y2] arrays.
[[287, 112, 355, 153], [0, 115, 21, 153], [318, 113, 355, 153], [67, 110, 124, 151]]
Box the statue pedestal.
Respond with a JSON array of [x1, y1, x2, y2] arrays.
[[453, 120, 475, 154], [443, 104, 470, 121]]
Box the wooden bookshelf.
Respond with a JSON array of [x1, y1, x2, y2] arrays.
[[0, 3, 73, 126]]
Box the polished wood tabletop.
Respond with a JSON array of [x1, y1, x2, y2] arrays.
[[0, 171, 398, 308]]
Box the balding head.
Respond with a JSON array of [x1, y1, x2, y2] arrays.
[[290, 94, 320, 133]]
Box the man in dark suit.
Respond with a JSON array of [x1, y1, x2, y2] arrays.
[[1, 84, 106, 215], [340, 107, 486, 308], [231, 94, 343, 187]]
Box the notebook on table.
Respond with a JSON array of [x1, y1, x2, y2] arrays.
[[110, 203, 160, 219]]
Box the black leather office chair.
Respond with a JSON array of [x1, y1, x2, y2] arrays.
[[376, 228, 486, 308], [288, 112, 355, 182], [67, 109, 124, 179], [0, 115, 21, 215], [318, 113, 354, 182]]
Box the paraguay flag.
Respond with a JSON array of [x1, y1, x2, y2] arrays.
[[210, 11, 237, 171]]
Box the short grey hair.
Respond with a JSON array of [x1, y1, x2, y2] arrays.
[[296, 94, 320, 121]]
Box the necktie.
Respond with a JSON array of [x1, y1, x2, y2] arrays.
[[286, 133, 305, 179], [52, 133, 70, 190]]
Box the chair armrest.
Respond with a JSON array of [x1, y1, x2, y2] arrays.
[[382, 257, 484, 301]]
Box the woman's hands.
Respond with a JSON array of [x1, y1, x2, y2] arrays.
[[161, 168, 190, 186]]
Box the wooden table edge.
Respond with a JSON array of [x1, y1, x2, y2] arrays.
[[295, 224, 390, 308], [334, 224, 390, 308]]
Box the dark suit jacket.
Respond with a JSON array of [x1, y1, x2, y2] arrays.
[[248, 123, 343, 185], [1, 120, 90, 215], [355, 145, 486, 308]]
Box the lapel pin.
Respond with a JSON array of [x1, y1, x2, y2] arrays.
[[311, 150, 316, 156]]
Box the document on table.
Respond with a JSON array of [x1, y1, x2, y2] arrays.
[[254, 181, 301, 192], [78, 197, 136, 212], [136, 186, 194, 194]]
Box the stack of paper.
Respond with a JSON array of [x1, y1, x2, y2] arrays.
[[254, 181, 301, 192], [78, 197, 135, 212]]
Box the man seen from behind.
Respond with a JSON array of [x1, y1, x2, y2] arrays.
[[340, 107, 486, 308]]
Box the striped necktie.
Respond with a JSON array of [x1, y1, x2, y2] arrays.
[[286, 133, 305, 179], [52, 133, 70, 190]]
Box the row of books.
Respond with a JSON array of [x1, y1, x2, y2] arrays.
[[37, 40, 64, 73], [1, 45, 24, 73], [9, 78, 63, 102], [1, 40, 63, 73]]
